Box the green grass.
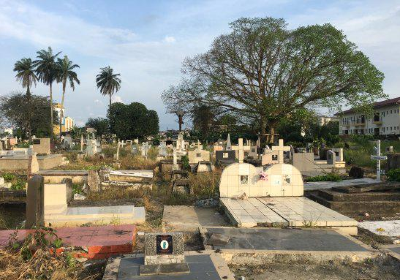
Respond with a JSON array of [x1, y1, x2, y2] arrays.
[[306, 173, 342, 182]]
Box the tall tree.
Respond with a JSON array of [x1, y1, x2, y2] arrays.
[[162, 17, 386, 143], [13, 58, 38, 140], [0, 92, 58, 138], [96, 66, 121, 110], [57, 55, 80, 138], [34, 47, 61, 139]]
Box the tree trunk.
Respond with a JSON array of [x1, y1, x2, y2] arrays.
[[109, 95, 112, 111], [26, 85, 32, 142], [269, 126, 276, 144], [260, 117, 267, 147], [49, 83, 54, 140], [60, 87, 65, 139]]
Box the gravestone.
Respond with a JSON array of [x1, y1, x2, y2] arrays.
[[188, 140, 210, 164], [261, 145, 279, 166], [87, 170, 101, 192], [63, 134, 73, 149], [220, 138, 304, 197], [131, 144, 139, 155], [292, 152, 315, 172], [32, 138, 51, 155], [26, 175, 45, 228], [327, 150, 335, 165], [80, 134, 84, 152], [141, 142, 151, 158], [349, 166, 364, 179], [141, 232, 189, 276], [158, 141, 168, 157], [216, 134, 236, 165]]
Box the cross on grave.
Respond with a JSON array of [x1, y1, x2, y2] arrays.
[[272, 139, 290, 164], [116, 140, 121, 161], [371, 140, 387, 181]]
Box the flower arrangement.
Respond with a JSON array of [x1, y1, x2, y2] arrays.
[[259, 171, 268, 181]]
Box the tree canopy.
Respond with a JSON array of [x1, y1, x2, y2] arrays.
[[0, 92, 58, 138], [96, 66, 121, 109], [162, 17, 386, 143], [108, 102, 159, 139], [85, 117, 109, 137]]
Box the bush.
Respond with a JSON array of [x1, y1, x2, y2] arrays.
[[387, 168, 400, 182], [306, 173, 342, 182]]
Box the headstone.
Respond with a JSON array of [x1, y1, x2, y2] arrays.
[[132, 144, 139, 155], [87, 170, 101, 192], [32, 138, 51, 155], [188, 140, 210, 164], [327, 150, 335, 165], [116, 140, 121, 160], [144, 232, 185, 265], [26, 175, 45, 228], [158, 141, 168, 157], [292, 153, 315, 172], [63, 134, 73, 149], [141, 142, 151, 158]]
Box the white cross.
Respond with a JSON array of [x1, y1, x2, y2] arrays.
[[371, 140, 387, 181], [238, 138, 245, 163], [272, 139, 290, 164]]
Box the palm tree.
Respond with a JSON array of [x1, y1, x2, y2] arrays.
[[96, 66, 121, 110], [34, 47, 61, 139], [13, 58, 38, 141], [57, 55, 80, 138]]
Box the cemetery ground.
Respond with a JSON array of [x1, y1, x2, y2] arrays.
[[1, 141, 400, 279]]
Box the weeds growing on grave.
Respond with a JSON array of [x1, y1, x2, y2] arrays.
[[386, 168, 400, 182], [305, 173, 342, 182], [0, 226, 100, 280]]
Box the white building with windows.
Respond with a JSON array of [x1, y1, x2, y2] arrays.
[[337, 97, 400, 136]]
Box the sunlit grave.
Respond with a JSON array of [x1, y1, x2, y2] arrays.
[[219, 138, 358, 235]]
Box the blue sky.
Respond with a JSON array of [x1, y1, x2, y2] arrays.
[[1, 0, 400, 130]]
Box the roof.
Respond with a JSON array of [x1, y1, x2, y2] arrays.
[[337, 97, 400, 115]]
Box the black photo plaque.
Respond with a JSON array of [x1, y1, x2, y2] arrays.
[[156, 234, 173, 255], [33, 139, 41, 145]]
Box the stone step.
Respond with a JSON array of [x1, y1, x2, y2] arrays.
[[309, 193, 400, 218]]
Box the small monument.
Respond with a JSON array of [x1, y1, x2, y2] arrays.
[[141, 142, 151, 158], [158, 141, 168, 157], [140, 232, 189, 276], [371, 140, 387, 181]]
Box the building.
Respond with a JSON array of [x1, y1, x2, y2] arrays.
[[317, 115, 338, 126], [337, 97, 400, 136], [53, 103, 75, 134]]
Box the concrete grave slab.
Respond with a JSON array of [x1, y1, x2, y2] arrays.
[[163, 206, 228, 231], [359, 220, 400, 237], [305, 178, 379, 191], [103, 252, 234, 280], [206, 227, 368, 252]]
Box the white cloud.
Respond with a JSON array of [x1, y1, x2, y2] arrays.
[[164, 36, 176, 43], [112, 95, 123, 103]]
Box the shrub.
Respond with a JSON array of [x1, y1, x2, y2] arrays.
[[387, 168, 400, 182], [306, 173, 342, 182], [181, 155, 190, 171]]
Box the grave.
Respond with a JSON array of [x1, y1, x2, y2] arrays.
[[141, 142, 151, 158], [158, 141, 168, 157], [32, 138, 51, 155], [193, 161, 214, 173], [215, 134, 236, 166], [26, 175, 145, 227], [308, 182, 400, 220], [219, 138, 358, 234], [188, 141, 210, 165], [261, 145, 279, 165]]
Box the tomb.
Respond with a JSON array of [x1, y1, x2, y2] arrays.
[[188, 141, 210, 165], [32, 138, 51, 155], [215, 134, 236, 166], [219, 138, 358, 234], [26, 175, 145, 227]]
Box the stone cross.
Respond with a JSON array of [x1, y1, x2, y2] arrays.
[[173, 148, 178, 170], [238, 138, 245, 163], [197, 140, 202, 150], [272, 139, 290, 164], [371, 140, 387, 181]]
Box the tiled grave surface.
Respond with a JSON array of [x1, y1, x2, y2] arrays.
[[359, 220, 400, 237], [0, 225, 136, 259], [221, 197, 357, 228], [206, 227, 368, 252], [105, 254, 233, 280], [304, 178, 378, 191]]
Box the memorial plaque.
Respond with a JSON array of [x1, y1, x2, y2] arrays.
[[33, 139, 41, 145], [156, 234, 173, 255]]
